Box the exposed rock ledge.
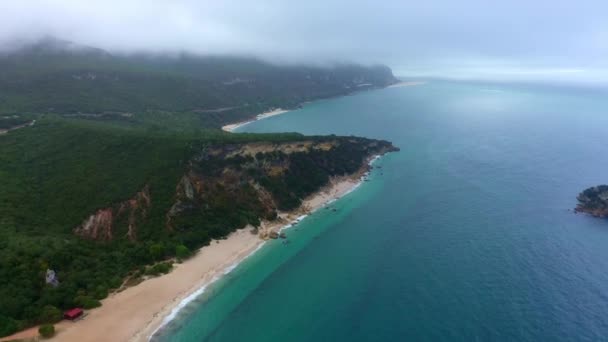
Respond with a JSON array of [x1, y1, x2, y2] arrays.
[[74, 185, 150, 241], [73, 137, 398, 243], [575, 185, 608, 217]]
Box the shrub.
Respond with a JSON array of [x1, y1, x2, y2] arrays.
[[0, 315, 18, 338], [39, 324, 55, 338], [74, 295, 101, 309], [82, 298, 101, 309], [108, 276, 123, 289], [93, 285, 108, 300], [39, 305, 62, 324], [175, 245, 191, 260], [145, 262, 173, 276], [149, 243, 165, 261]]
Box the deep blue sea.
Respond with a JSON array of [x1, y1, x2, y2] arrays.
[[155, 80, 608, 341]]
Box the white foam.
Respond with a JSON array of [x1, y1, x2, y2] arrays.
[[343, 181, 363, 197], [224, 242, 267, 275], [154, 281, 212, 332], [368, 154, 381, 166], [149, 154, 387, 340], [148, 241, 267, 340]]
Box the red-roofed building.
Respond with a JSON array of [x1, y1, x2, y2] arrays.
[[64, 308, 83, 320]]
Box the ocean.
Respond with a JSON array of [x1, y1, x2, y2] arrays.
[[153, 80, 608, 341]]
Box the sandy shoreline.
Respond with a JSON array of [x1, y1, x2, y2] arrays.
[[387, 81, 427, 88], [220, 81, 425, 133], [2, 157, 378, 342], [0, 120, 36, 135], [136, 175, 365, 342], [221, 108, 290, 132]]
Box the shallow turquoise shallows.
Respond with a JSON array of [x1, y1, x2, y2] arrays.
[[154, 81, 608, 341]]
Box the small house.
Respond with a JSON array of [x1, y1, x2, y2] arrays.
[[45, 269, 59, 287], [64, 308, 84, 320]]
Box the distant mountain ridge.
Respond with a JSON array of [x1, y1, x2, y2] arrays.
[[5, 36, 110, 57], [0, 37, 398, 127]]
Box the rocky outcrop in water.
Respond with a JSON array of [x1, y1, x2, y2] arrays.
[[575, 185, 608, 217]]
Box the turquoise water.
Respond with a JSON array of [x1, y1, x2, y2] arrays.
[[156, 81, 608, 341]]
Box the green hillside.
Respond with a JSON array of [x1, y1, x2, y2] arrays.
[[0, 37, 397, 128], [0, 38, 399, 337]]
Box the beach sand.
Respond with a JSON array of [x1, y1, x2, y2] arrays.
[[387, 81, 427, 88], [221, 108, 290, 132], [0, 120, 36, 135], [4, 170, 369, 342], [221, 81, 425, 133]]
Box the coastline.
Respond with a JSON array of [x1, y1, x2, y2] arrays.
[[221, 108, 290, 132], [0, 120, 36, 135], [221, 81, 425, 133], [387, 81, 427, 88], [24, 154, 383, 342]]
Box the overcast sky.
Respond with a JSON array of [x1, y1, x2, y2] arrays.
[[1, 0, 607, 83]]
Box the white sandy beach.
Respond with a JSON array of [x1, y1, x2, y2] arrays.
[[221, 82, 426, 133], [0, 98, 384, 342], [0, 170, 369, 342], [0, 120, 36, 135], [388, 81, 427, 88], [221, 108, 290, 132]]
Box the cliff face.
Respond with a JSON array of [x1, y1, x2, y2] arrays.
[[74, 185, 150, 241], [74, 138, 398, 242], [575, 185, 608, 217]]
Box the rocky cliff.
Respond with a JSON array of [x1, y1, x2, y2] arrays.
[[74, 185, 150, 241], [74, 137, 398, 242]]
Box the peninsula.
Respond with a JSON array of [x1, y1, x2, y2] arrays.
[[0, 37, 399, 341]]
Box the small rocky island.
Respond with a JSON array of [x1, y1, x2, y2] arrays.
[[575, 185, 608, 217]]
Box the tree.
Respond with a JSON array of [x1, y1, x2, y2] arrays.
[[74, 295, 101, 309], [175, 245, 191, 261], [39, 324, 55, 338], [39, 305, 62, 324], [0, 315, 18, 338], [93, 285, 108, 300], [149, 243, 165, 261]]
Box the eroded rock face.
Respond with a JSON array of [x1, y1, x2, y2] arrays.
[[74, 186, 150, 241], [75, 208, 114, 240], [74, 138, 399, 242], [119, 185, 151, 241]]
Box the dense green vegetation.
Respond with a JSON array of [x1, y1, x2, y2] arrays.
[[38, 324, 55, 338], [0, 117, 395, 336], [0, 37, 397, 128], [0, 38, 398, 337]]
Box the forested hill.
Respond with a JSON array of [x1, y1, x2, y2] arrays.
[[0, 37, 401, 337], [0, 37, 397, 128], [0, 118, 397, 337]]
